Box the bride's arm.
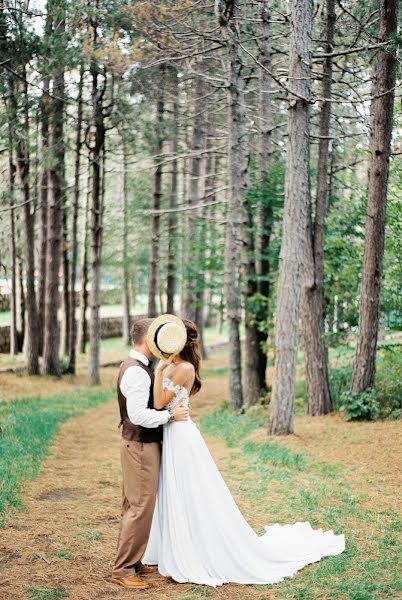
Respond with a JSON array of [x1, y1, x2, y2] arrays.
[[153, 361, 193, 409]]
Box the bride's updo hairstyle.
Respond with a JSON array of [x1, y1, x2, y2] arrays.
[[180, 319, 202, 395]]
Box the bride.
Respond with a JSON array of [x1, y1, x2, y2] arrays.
[[143, 315, 345, 587]]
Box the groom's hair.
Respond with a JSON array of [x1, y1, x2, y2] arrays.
[[131, 318, 153, 345]]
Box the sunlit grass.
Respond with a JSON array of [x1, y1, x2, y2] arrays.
[[200, 405, 402, 599], [0, 387, 112, 527]]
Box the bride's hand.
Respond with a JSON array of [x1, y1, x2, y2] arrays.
[[156, 359, 170, 372]]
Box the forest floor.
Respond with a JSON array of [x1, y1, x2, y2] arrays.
[[0, 348, 401, 600]]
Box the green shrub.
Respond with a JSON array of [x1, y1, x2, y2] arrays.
[[375, 344, 402, 418], [329, 343, 401, 419], [339, 388, 380, 421], [329, 364, 352, 410]]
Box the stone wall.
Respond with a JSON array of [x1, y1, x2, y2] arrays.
[[0, 314, 147, 354]]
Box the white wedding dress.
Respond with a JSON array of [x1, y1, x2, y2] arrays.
[[143, 377, 345, 587]]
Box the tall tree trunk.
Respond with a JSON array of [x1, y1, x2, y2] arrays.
[[68, 63, 84, 373], [121, 133, 131, 345], [16, 254, 26, 352], [9, 75, 40, 374], [37, 77, 50, 356], [183, 75, 205, 322], [269, 0, 312, 434], [61, 207, 70, 355], [8, 122, 18, 356], [254, 0, 273, 398], [78, 170, 90, 355], [351, 0, 399, 394], [300, 0, 334, 415], [43, 7, 66, 376], [148, 64, 165, 318], [88, 22, 106, 384], [166, 68, 179, 315], [216, 0, 245, 409]]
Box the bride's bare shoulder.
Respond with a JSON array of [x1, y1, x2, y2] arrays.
[[175, 361, 195, 374]]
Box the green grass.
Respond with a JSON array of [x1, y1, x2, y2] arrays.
[[0, 387, 112, 526], [200, 403, 266, 447], [28, 588, 68, 600], [178, 586, 212, 599], [243, 440, 305, 470], [200, 406, 402, 599]]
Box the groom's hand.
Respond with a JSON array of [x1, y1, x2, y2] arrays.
[[171, 402, 190, 421]]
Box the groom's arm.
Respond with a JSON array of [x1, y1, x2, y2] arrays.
[[120, 366, 170, 428]]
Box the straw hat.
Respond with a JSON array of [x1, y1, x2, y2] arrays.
[[146, 314, 187, 362]]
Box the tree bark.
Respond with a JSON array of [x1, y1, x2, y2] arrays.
[[166, 68, 179, 315], [183, 75, 205, 322], [8, 121, 18, 356], [269, 0, 312, 434], [351, 0, 399, 394], [254, 0, 274, 398], [68, 62, 84, 373], [78, 169, 90, 355], [300, 0, 334, 415], [148, 64, 165, 318], [60, 207, 70, 356], [88, 20, 106, 384], [37, 77, 50, 356], [216, 0, 245, 409], [16, 254, 25, 352], [121, 132, 131, 345], [43, 6, 66, 376], [9, 75, 40, 374]]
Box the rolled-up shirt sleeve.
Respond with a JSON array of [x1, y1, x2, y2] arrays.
[[120, 365, 169, 428]]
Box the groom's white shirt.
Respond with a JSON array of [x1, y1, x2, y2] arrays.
[[120, 349, 169, 428]]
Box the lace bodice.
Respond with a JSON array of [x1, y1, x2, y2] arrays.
[[163, 376, 190, 410]]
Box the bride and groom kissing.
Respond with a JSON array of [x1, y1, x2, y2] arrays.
[[111, 314, 345, 590]]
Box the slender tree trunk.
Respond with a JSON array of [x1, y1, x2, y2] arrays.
[[183, 75, 205, 321], [121, 133, 131, 345], [351, 0, 399, 394], [88, 23, 106, 384], [8, 124, 18, 356], [148, 64, 165, 318], [15, 254, 25, 352], [269, 0, 312, 435], [43, 9, 66, 376], [78, 170, 90, 355], [300, 0, 334, 415], [254, 0, 274, 397], [37, 77, 50, 356], [68, 63, 84, 373], [9, 75, 40, 374], [166, 69, 179, 315], [216, 0, 245, 409], [61, 208, 70, 355], [179, 115, 191, 317]]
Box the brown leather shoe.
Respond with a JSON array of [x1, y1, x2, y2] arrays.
[[112, 574, 149, 589], [136, 563, 158, 575]]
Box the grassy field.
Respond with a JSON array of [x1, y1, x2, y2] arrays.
[[0, 387, 113, 527], [0, 343, 401, 599], [200, 406, 402, 600]]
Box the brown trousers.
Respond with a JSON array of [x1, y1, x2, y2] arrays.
[[113, 439, 161, 577]]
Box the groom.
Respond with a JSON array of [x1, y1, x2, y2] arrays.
[[112, 317, 190, 590]]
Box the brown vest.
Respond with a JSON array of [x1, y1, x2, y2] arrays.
[[117, 357, 163, 443]]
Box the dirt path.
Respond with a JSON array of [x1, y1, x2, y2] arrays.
[[0, 352, 266, 600], [1, 351, 400, 600]]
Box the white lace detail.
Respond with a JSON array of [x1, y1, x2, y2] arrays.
[[163, 376, 190, 410]]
